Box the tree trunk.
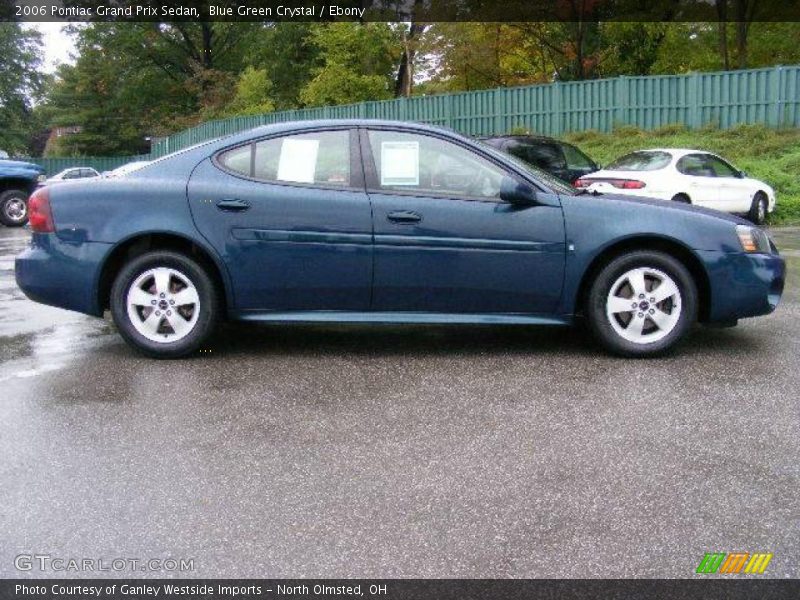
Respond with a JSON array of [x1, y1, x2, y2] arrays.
[[201, 23, 214, 70], [716, 0, 730, 70], [734, 0, 756, 69], [394, 23, 425, 98], [574, 22, 585, 80], [735, 21, 748, 69]]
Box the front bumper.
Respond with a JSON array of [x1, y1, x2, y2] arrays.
[[697, 249, 785, 322], [15, 233, 111, 317]]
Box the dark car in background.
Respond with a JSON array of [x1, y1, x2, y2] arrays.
[[0, 158, 46, 227], [481, 135, 598, 184], [15, 120, 784, 359]]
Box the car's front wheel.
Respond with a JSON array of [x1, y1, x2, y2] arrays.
[[0, 189, 30, 227], [110, 251, 219, 358], [586, 251, 697, 357]]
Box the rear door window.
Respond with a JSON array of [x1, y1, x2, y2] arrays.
[[606, 151, 672, 171], [677, 154, 715, 177], [217, 130, 352, 187], [505, 141, 568, 172]]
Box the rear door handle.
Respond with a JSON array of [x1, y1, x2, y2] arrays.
[[387, 210, 422, 224], [216, 198, 250, 212]]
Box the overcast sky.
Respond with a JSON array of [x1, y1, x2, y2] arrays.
[[27, 22, 77, 74]]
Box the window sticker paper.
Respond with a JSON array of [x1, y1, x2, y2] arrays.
[[381, 141, 419, 186], [277, 138, 320, 183]]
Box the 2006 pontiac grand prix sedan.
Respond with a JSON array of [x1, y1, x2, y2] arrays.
[[15, 120, 785, 358]]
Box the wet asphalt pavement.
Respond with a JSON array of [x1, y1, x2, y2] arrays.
[[0, 225, 798, 579]]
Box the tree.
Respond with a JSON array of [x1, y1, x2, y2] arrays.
[[599, 23, 667, 76], [44, 21, 263, 155], [299, 23, 398, 107], [248, 23, 322, 110], [0, 24, 43, 154], [715, 0, 761, 70], [45, 35, 154, 156], [218, 67, 275, 117]]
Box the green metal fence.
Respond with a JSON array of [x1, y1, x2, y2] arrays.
[[148, 65, 800, 158], [20, 65, 800, 168]]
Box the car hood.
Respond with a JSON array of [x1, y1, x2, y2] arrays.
[[0, 159, 45, 172], [579, 190, 753, 226]]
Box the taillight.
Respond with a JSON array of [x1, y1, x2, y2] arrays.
[[615, 179, 646, 189], [28, 187, 55, 233]]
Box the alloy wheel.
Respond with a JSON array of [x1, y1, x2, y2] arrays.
[[3, 197, 27, 223], [606, 267, 682, 344], [126, 267, 200, 343]]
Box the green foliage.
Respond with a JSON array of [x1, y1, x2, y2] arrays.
[[299, 23, 398, 107], [219, 67, 275, 118], [249, 24, 322, 110], [0, 23, 43, 154], [23, 21, 800, 158], [44, 22, 262, 156], [600, 23, 667, 76], [562, 124, 800, 225]]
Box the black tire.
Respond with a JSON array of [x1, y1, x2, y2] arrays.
[[748, 192, 768, 225], [110, 251, 219, 358], [586, 251, 698, 357], [671, 193, 691, 204], [0, 189, 30, 227]]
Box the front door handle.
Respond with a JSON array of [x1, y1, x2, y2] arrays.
[[387, 210, 422, 224], [216, 198, 250, 212]]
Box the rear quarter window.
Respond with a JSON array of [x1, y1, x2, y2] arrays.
[[217, 145, 252, 176]]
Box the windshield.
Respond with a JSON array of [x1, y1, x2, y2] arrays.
[[476, 140, 577, 195], [606, 151, 672, 171]]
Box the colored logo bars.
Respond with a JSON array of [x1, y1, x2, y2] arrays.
[[696, 552, 773, 574]]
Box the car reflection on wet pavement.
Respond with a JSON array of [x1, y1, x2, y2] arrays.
[[0, 224, 798, 578]]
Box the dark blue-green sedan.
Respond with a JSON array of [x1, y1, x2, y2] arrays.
[[15, 120, 785, 358]]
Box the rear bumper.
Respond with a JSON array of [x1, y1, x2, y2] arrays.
[[698, 250, 785, 322], [15, 233, 110, 316]]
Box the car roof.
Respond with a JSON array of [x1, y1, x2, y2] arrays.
[[479, 134, 559, 143], [635, 148, 717, 157], [216, 119, 464, 147]]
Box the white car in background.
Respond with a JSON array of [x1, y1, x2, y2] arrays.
[[41, 167, 100, 186], [575, 149, 776, 224]]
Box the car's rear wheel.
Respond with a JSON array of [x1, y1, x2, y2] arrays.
[[748, 192, 767, 225], [586, 251, 697, 357], [671, 193, 691, 204], [0, 189, 29, 227], [110, 251, 218, 358]]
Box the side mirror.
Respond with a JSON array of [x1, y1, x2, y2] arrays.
[[500, 176, 538, 206], [738, 170, 747, 178]]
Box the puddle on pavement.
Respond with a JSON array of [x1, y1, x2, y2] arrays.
[[0, 319, 116, 384], [0, 227, 117, 383]]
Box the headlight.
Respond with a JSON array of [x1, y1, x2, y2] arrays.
[[37, 174, 46, 182], [736, 225, 771, 253]]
